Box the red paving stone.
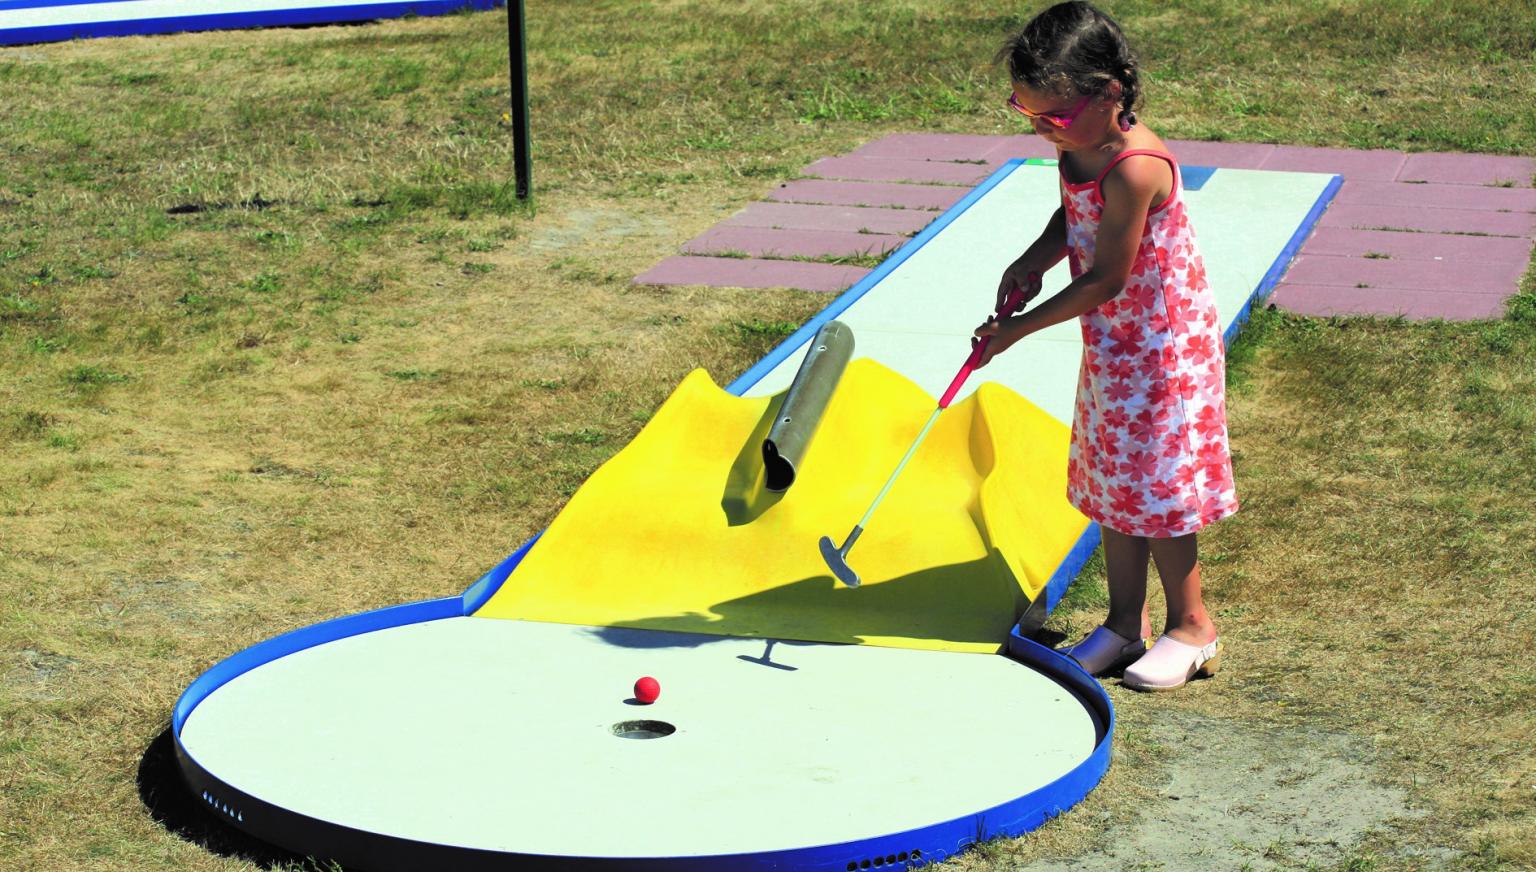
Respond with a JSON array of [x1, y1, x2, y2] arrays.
[[1317, 202, 1536, 237], [1302, 227, 1533, 264], [637, 132, 1536, 320], [682, 226, 908, 260], [1286, 253, 1525, 295], [1335, 179, 1536, 212], [721, 202, 935, 235], [978, 135, 1059, 162], [1269, 284, 1512, 320], [1399, 152, 1536, 186], [850, 133, 1029, 161], [845, 132, 1056, 164], [766, 179, 965, 210], [802, 155, 1001, 185], [1259, 145, 1407, 180], [1164, 140, 1275, 169], [634, 256, 868, 293]]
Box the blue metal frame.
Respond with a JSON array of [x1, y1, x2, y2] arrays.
[[0, 0, 502, 46], [176, 628, 1113, 870]]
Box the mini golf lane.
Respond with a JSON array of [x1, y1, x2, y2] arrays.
[[171, 157, 1340, 869], [176, 618, 1106, 868]]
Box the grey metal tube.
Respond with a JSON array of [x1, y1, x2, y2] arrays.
[[763, 321, 854, 492]]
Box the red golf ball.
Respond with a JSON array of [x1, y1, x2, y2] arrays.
[[634, 676, 660, 704]]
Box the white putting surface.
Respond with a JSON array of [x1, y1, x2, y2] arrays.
[[179, 617, 1100, 857]]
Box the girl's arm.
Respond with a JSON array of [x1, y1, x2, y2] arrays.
[[975, 156, 1168, 367], [995, 205, 1068, 310]]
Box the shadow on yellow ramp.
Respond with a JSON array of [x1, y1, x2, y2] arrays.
[[474, 358, 1087, 653]]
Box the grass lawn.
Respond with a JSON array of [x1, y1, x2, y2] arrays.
[[2, 1, 1534, 869]]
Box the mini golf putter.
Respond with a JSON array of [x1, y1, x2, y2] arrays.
[[820, 287, 1030, 587]]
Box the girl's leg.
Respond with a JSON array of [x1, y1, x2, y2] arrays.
[[1100, 527, 1153, 641], [1147, 533, 1219, 646]]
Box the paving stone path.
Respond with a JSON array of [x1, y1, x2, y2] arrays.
[[637, 134, 1536, 321]]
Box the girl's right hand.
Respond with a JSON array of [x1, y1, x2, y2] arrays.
[[996, 261, 1043, 313]]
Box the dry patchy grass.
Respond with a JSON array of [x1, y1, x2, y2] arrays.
[[2, 1, 1535, 870], [996, 302, 1536, 871]]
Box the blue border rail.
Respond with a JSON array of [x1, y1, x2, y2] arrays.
[[176, 628, 1114, 870], [0, 0, 502, 46]]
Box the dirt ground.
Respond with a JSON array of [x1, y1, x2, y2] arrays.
[[1020, 707, 1427, 870]]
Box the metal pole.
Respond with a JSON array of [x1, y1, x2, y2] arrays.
[[506, 0, 531, 200]]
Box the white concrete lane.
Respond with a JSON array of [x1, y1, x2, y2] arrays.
[[744, 162, 1336, 427]]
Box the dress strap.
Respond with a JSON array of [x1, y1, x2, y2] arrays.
[[1092, 148, 1179, 188], [1094, 149, 1180, 212]]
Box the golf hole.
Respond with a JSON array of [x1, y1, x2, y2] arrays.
[[612, 720, 676, 740]]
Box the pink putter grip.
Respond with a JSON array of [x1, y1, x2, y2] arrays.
[[937, 287, 1031, 409]]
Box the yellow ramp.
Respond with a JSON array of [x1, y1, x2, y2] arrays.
[[475, 358, 1086, 653]]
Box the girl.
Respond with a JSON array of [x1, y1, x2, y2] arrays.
[[974, 1, 1233, 691]]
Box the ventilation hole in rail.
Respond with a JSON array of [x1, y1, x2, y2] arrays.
[[848, 847, 922, 870]]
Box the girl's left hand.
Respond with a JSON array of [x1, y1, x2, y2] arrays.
[[971, 316, 1018, 369]]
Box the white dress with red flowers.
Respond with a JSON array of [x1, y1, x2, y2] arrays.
[[1061, 149, 1237, 538]]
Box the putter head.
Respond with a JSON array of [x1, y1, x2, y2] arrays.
[[818, 535, 861, 588]]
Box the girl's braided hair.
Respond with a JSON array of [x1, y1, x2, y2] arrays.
[[997, 2, 1141, 129]]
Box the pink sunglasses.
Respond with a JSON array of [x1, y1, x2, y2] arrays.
[[1007, 92, 1092, 129]]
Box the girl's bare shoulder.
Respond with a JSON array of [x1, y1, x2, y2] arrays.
[[1126, 124, 1171, 155]]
